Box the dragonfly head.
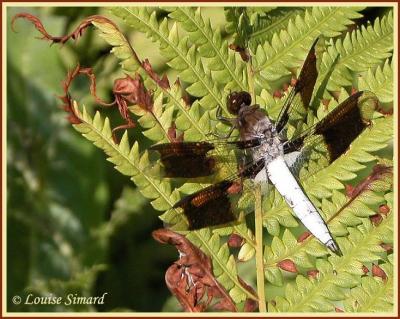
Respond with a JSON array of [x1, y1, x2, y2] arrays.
[[227, 91, 251, 115]]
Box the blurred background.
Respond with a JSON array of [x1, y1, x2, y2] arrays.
[[6, 6, 390, 313], [6, 6, 186, 312]]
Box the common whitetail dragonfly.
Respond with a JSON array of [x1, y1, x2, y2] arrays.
[[146, 39, 374, 256]]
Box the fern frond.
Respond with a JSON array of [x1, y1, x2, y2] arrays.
[[253, 7, 364, 89], [72, 104, 179, 209], [342, 193, 394, 312], [93, 13, 218, 143], [248, 7, 305, 52], [127, 88, 172, 142], [224, 7, 252, 49], [270, 214, 393, 312], [343, 257, 393, 312], [166, 7, 247, 91], [322, 12, 393, 93], [358, 59, 393, 103], [110, 7, 224, 111]]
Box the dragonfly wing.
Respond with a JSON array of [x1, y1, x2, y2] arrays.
[[172, 159, 265, 230], [275, 38, 319, 133], [284, 91, 376, 164], [145, 138, 264, 180]]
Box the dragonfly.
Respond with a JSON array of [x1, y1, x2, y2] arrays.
[[145, 38, 374, 256]]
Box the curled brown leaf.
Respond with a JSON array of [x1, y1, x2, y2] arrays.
[[238, 277, 258, 312], [12, 13, 119, 45], [152, 229, 237, 312]]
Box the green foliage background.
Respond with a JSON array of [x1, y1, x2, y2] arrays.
[[7, 6, 394, 313]]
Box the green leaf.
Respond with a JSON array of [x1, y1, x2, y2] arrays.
[[322, 12, 393, 93], [358, 59, 393, 103], [110, 7, 225, 111], [344, 256, 393, 312], [248, 7, 305, 52], [166, 7, 247, 91], [253, 7, 364, 88]]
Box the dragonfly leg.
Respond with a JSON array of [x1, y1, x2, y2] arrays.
[[207, 125, 235, 139], [216, 105, 236, 126]]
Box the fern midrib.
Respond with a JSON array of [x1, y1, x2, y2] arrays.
[[287, 216, 391, 312], [122, 7, 224, 107], [109, 23, 216, 144], [148, 106, 171, 142], [167, 92, 209, 140], [254, 7, 348, 75], [250, 10, 299, 41], [174, 8, 246, 91]]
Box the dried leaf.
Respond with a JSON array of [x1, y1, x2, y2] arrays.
[[277, 259, 298, 273], [372, 264, 387, 281], [361, 265, 369, 274], [346, 164, 392, 198], [380, 243, 393, 253], [297, 231, 311, 243], [12, 13, 118, 44], [238, 277, 258, 312], [228, 234, 244, 248], [152, 229, 237, 312], [307, 269, 319, 279]]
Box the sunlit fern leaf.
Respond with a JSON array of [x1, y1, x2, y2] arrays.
[[343, 256, 393, 312], [110, 7, 224, 111], [165, 7, 247, 92], [321, 12, 393, 94], [252, 6, 364, 90], [129, 88, 174, 143], [358, 59, 393, 103], [93, 14, 220, 144], [44, 7, 394, 312], [248, 7, 305, 52], [270, 213, 393, 312]]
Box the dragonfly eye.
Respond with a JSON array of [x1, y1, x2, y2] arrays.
[[227, 91, 251, 115]]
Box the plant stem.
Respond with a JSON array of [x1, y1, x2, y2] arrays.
[[247, 51, 266, 313], [247, 57, 256, 102], [255, 184, 266, 312]]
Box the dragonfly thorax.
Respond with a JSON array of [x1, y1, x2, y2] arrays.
[[237, 104, 283, 164]]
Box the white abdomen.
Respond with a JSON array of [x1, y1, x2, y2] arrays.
[[266, 156, 333, 246]]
